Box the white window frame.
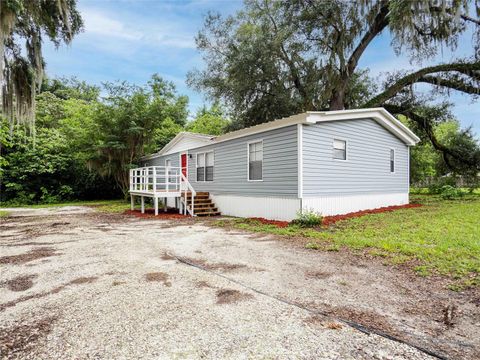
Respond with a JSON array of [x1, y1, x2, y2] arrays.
[[390, 148, 395, 174], [196, 151, 214, 182], [333, 138, 348, 161], [247, 140, 264, 182]]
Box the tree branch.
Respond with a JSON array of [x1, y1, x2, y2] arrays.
[[418, 75, 480, 95], [363, 61, 480, 107], [346, 0, 390, 76], [330, 0, 390, 110], [383, 104, 476, 169]]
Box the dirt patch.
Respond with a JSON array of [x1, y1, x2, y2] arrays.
[[112, 281, 126, 286], [160, 252, 175, 261], [0, 276, 99, 312], [216, 289, 253, 304], [67, 277, 98, 285], [325, 322, 343, 330], [325, 306, 398, 336], [0, 247, 59, 265], [124, 209, 190, 220], [196, 280, 214, 289], [304, 270, 332, 280], [182, 257, 247, 272], [0, 316, 57, 359], [145, 272, 171, 287], [2, 275, 37, 292], [50, 222, 70, 227]]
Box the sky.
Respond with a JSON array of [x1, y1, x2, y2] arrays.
[[42, 0, 479, 136]]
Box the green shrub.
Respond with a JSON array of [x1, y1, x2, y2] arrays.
[[440, 185, 464, 200], [292, 209, 323, 227]]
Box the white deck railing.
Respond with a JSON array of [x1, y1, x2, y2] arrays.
[[129, 166, 196, 216]]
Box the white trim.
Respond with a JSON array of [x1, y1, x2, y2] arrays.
[[247, 139, 264, 182], [306, 108, 420, 146], [297, 124, 303, 198], [140, 132, 214, 160], [210, 194, 301, 221], [216, 113, 309, 143], [302, 193, 409, 216], [214, 108, 419, 146], [333, 138, 348, 161]]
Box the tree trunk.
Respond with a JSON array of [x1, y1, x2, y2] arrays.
[[329, 87, 346, 110]]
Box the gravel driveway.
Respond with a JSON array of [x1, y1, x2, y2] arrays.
[[0, 207, 477, 359]]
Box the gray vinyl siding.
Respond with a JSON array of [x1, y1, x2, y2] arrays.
[[143, 153, 180, 168], [302, 119, 409, 196], [188, 126, 298, 197]]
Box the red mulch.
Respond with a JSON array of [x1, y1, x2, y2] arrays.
[[248, 217, 290, 228], [322, 203, 422, 226], [247, 203, 422, 228], [124, 208, 189, 219]]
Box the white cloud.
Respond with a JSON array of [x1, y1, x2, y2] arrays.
[[81, 8, 143, 40], [80, 7, 196, 50]]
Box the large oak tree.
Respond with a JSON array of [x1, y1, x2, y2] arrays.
[[188, 0, 480, 171]]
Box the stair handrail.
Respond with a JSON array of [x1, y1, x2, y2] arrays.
[[180, 172, 196, 216]]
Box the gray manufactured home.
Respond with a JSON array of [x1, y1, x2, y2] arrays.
[[129, 108, 420, 221]]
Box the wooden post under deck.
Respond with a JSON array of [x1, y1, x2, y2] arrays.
[[130, 195, 135, 210], [141, 196, 145, 214]]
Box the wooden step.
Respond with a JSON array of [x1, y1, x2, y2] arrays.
[[195, 211, 221, 217], [188, 199, 212, 204], [185, 192, 209, 196], [191, 203, 216, 209]]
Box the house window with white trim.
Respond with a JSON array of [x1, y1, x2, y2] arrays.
[[333, 139, 346, 160], [248, 141, 263, 181], [390, 149, 395, 173], [196, 152, 214, 181]]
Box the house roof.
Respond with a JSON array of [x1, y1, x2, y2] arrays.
[[142, 108, 420, 160], [215, 108, 420, 145]]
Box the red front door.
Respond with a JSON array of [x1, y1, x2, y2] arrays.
[[181, 153, 187, 177]]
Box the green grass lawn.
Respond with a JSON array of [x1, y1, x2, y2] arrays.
[[217, 194, 480, 289], [0, 199, 131, 213]]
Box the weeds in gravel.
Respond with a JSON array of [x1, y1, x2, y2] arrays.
[[0, 210, 9, 217]]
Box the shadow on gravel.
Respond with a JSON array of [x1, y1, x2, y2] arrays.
[[0, 316, 57, 359], [145, 272, 171, 287], [0, 247, 60, 265], [216, 289, 253, 304], [0, 277, 98, 312], [1, 275, 38, 292]]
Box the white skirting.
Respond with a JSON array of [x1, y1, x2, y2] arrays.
[[302, 193, 409, 216], [210, 194, 301, 221]]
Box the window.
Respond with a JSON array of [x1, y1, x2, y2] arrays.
[[165, 159, 171, 167], [196, 152, 214, 181], [248, 141, 263, 181], [390, 149, 395, 173], [333, 139, 346, 160]]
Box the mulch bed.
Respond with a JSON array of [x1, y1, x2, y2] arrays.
[[124, 208, 189, 219], [249, 217, 290, 228], [248, 203, 423, 228], [321, 203, 423, 226]]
